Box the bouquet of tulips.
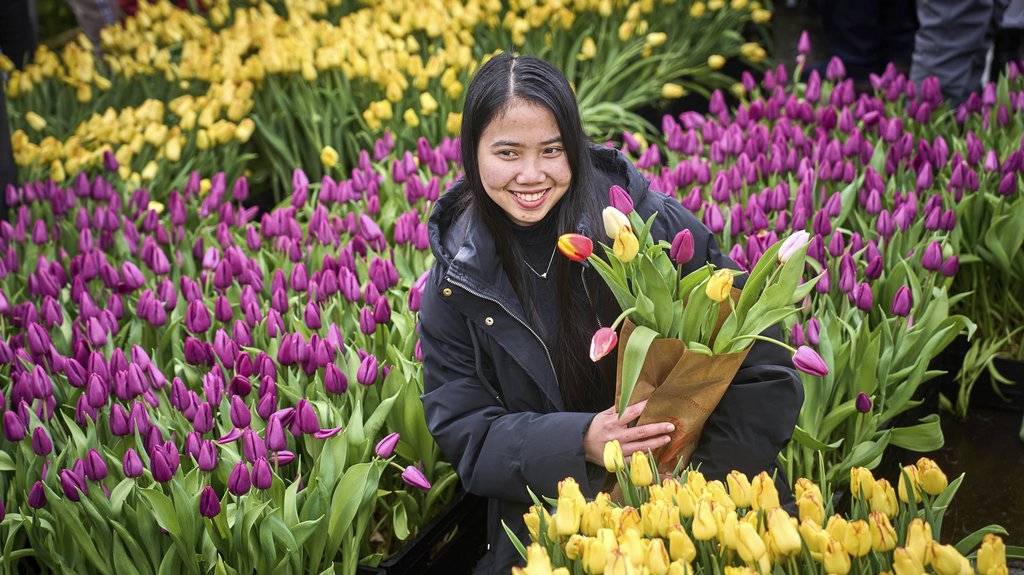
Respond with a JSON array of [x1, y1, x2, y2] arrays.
[[556, 186, 827, 473], [507, 440, 1020, 575]]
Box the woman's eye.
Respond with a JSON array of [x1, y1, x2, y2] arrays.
[[497, 150, 517, 158], [543, 147, 563, 156]]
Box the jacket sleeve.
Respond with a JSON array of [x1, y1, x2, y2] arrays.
[[650, 196, 804, 489], [417, 268, 601, 503]]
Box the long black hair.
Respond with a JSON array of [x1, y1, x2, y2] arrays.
[[459, 52, 617, 412]]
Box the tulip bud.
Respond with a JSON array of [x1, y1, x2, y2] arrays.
[[670, 229, 695, 265], [252, 457, 273, 490], [892, 285, 912, 317], [855, 392, 872, 413], [629, 450, 654, 488], [915, 458, 948, 495], [705, 269, 733, 302], [613, 226, 640, 263], [122, 448, 143, 478], [3, 411, 25, 441], [778, 230, 810, 263], [375, 432, 400, 458], [589, 327, 619, 362], [32, 427, 53, 455], [868, 511, 897, 552], [60, 469, 88, 502], [767, 508, 802, 556], [792, 346, 828, 377], [977, 534, 1007, 575], [401, 465, 431, 490], [228, 461, 251, 495], [557, 233, 593, 262], [726, 471, 752, 508], [199, 486, 221, 518], [609, 184, 634, 214], [84, 448, 108, 481]]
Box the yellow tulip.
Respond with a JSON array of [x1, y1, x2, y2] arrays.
[[736, 522, 770, 573], [614, 226, 640, 263], [870, 478, 899, 518], [564, 534, 585, 561], [25, 112, 47, 131], [904, 519, 932, 565], [893, 547, 926, 575], [50, 159, 66, 183], [823, 539, 852, 575], [708, 55, 726, 70], [321, 146, 340, 169], [605, 549, 634, 575], [641, 501, 672, 538], [850, 467, 876, 500], [977, 534, 1007, 574], [604, 440, 625, 472], [647, 538, 671, 575], [709, 0, 724, 9], [141, 160, 158, 181], [752, 8, 772, 23], [524, 505, 552, 541], [868, 511, 897, 552], [690, 2, 706, 17], [825, 515, 849, 543], [147, 201, 165, 215], [646, 32, 668, 48], [585, 538, 608, 574], [674, 483, 698, 518], [662, 83, 686, 99], [706, 270, 734, 303], [521, 543, 553, 575], [750, 471, 778, 511], [165, 137, 181, 163], [794, 478, 821, 500], [926, 541, 972, 575], [403, 108, 420, 128], [629, 451, 653, 488], [799, 518, 828, 558], [667, 524, 696, 563], [685, 470, 707, 495], [843, 519, 872, 558], [613, 507, 642, 535], [726, 471, 751, 508], [578, 37, 597, 61], [667, 560, 693, 575], [797, 490, 825, 525], [419, 92, 438, 116], [235, 118, 255, 143], [897, 465, 923, 503], [581, 499, 608, 536], [446, 112, 462, 135], [915, 458, 948, 496], [691, 498, 718, 540], [766, 509, 801, 556]]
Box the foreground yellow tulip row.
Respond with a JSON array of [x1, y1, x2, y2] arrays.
[[6, 0, 769, 192], [513, 444, 1011, 575]]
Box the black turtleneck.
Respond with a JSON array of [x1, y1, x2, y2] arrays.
[[502, 200, 563, 350]]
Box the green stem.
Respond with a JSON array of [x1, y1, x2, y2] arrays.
[[726, 333, 796, 354], [610, 307, 637, 331]]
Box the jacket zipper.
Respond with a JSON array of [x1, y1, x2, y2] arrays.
[[580, 267, 603, 328], [445, 276, 560, 391]]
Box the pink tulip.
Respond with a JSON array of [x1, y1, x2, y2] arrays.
[[589, 328, 618, 362], [792, 345, 829, 377]]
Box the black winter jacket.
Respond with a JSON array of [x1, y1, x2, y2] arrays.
[[418, 145, 803, 574]]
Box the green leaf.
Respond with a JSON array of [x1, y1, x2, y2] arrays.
[[327, 462, 379, 540], [140, 489, 180, 538], [618, 325, 658, 416], [791, 425, 844, 451], [954, 525, 1009, 556], [502, 520, 529, 561], [393, 500, 410, 541], [0, 450, 15, 471], [889, 414, 944, 452]]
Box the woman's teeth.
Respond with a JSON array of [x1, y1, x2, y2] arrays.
[[513, 190, 546, 202]]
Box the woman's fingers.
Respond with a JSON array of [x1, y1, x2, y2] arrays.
[[620, 435, 672, 458], [624, 421, 674, 443]]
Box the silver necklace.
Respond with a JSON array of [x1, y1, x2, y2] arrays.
[[523, 245, 558, 279]]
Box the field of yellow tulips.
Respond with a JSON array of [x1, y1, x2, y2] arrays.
[[514, 442, 1019, 575], [4, 0, 769, 199]]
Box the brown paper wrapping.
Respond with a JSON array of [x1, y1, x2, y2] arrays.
[[613, 288, 749, 474]]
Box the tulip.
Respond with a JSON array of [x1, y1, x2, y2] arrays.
[[357, 354, 379, 386], [977, 534, 1007, 575], [60, 469, 88, 501], [892, 285, 912, 316], [3, 411, 25, 441], [613, 226, 640, 263], [123, 448, 143, 478], [778, 230, 810, 263], [603, 439, 625, 473], [927, 542, 972, 575], [940, 255, 959, 277], [609, 184, 634, 214], [229, 395, 251, 429], [252, 457, 273, 490], [915, 457, 948, 495], [855, 392, 872, 413], [84, 448, 108, 481], [767, 509, 802, 556], [325, 364, 348, 395], [150, 447, 176, 483], [265, 413, 287, 451], [32, 427, 53, 456], [921, 241, 943, 271], [295, 399, 319, 435], [790, 345, 828, 377], [868, 511, 898, 552], [27, 481, 47, 509], [726, 471, 752, 508], [228, 461, 252, 495], [589, 328, 618, 362], [199, 486, 221, 518], [670, 229, 695, 265], [823, 539, 851, 575], [313, 426, 344, 439], [198, 441, 218, 471], [375, 432, 400, 458], [557, 233, 593, 262], [705, 269, 733, 302], [630, 450, 654, 487], [401, 465, 432, 490], [185, 300, 212, 334]]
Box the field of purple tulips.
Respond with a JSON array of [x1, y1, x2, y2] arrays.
[[3, 8, 1024, 574]]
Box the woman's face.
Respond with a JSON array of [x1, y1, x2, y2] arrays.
[[477, 100, 572, 227]]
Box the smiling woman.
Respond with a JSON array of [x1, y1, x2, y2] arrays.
[[417, 52, 804, 575]]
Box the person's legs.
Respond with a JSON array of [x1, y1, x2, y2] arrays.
[[0, 0, 39, 69], [911, 0, 995, 106], [818, 0, 883, 82], [880, 0, 918, 73], [0, 81, 15, 222]]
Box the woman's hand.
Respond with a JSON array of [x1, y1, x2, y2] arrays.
[[583, 400, 675, 466]]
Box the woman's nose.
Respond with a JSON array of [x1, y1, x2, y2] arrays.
[[515, 156, 545, 185]]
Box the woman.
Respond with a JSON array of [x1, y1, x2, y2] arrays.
[[418, 53, 802, 574]]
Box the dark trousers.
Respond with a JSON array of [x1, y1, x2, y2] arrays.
[[0, 0, 38, 69], [0, 81, 14, 222]]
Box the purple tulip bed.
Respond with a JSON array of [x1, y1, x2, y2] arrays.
[[2, 49, 1024, 575]]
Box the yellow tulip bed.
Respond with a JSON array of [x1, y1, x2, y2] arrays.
[[5, 0, 770, 196], [512, 443, 1014, 575]]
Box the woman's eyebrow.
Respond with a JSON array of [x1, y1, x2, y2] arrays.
[[489, 136, 563, 148]]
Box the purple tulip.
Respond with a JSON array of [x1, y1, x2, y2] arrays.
[[199, 486, 221, 518], [854, 282, 874, 312], [230, 395, 251, 429], [793, 345, 829, 377], [60, 469, 88, 501], [228, 461, 251, 495], [198, 441, 218, 471], [3, 411, 25, 441], [375, 432, 400, 458], [324, 364, 348, 395], [608, 184, 634, 214], [150, 446, 176, 483], [84, 448, 108, 481], [27, 481, 47, 508], [401, 466, 432, 491], [670, 229, 695, 265], [115, 452, 140, 482], [940, 255, 959, 277], [265, 413, 287, 451], [855, 392, 872, 414], [797, 30, 812, 54], [304, 301, 322, 330], [359, 306, 376, 335], [357, 355, 379, 386], [295, 399, 319, 435], [186, 300, 212, 334], [252, 457, 272, 490], [891, 286, 912, 317], [998, 172, 1017, 196], [242, 427, 267, 463], [32, 427, 53, 455], [193, 402, 213, 434], [313, 426, 344, 439], [921, 242, 943, 271], [256, 392, 277, 421]]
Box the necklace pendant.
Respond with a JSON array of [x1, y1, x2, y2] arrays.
[[540, 273, 547, 279]]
